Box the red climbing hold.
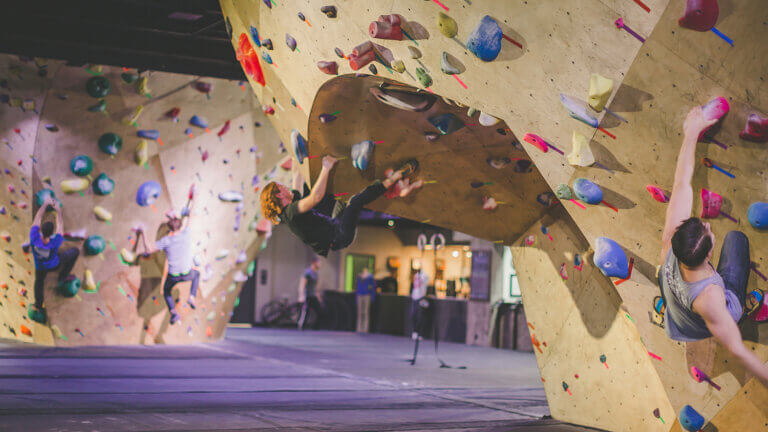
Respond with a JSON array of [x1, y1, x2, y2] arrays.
[[317, 60, 339, 75], [349, 41, 376, 71], [217, 120, 231, 138], [678, 0, 719, 32], [740, 113, 768, 143], [263, 105, 275, 115], [369, 14, 404, 40], [236, 33, 265, 86]]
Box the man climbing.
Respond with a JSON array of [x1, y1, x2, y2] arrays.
[[137, 187, 198, 325], [298, 257, 322, 330], [260, 156, 419, 257], [660, 105, 768, 387], [29, 197, 80, 323]]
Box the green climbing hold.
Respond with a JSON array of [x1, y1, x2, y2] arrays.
[[92, 173, 115, 195], [437, 12, 458, 38], [121, 73, 138, 84], [28, 305, 46, 324], [415, 68, 432, 87], [35, 189, 61, 209], [84, 235, 106, 255], [88, 99, 107, 112], [555, 184, 572, 200], [86, 76, 111, 98], [70, 155, 93, 176], [234, 297, 240, 308], [428, 113, 464, 135], [98, 133, 122, 155], [58, 276, 81, 297]]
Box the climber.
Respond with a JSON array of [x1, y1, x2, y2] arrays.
[[136, 186, 198, 325], [260, 156, 419, 257], [659, 105, 768, 387], [29, 197, 80, 323], [297, 257, 322, 331]]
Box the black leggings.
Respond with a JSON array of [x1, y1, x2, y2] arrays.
[[163, 269, 200, 313], [34, 247, 80, 308], [330, 181, 386, 250]]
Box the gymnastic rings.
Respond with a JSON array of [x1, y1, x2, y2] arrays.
[[430, 233, 446, 250], [417, 233, 428, 251]]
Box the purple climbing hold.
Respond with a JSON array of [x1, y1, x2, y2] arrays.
[[184, 128, 193, 135], [262, 0, 272, 9], [321, 5, 337, 18], [262, 39, 273, 50], [573, 178, 603, 204], [319, 114, 337, 123], [467, 15, 503, 62], [286, 34, 297, 51], [136, 181, 162, 207]]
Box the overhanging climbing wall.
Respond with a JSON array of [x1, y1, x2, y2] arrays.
[[1, 54, 289, 345], [222, 0, 768, 430]]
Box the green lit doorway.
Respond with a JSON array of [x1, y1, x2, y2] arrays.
[[345, 254, 375, 292]]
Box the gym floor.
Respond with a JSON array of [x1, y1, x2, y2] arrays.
[[0, 328, 602, 431]]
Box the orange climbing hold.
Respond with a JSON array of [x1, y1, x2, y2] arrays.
[[236, 33, 265, 86], [20, 324, 32, 337]]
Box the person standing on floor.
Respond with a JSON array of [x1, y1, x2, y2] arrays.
[[356, 267, 375, 333], [298, 257, 322, 330], [410, 268, 430, 340]]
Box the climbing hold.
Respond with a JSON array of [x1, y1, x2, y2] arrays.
[[467, 16, 503, 62], [555, 184, 572, 200], [83, 269, 97, 292], [290, 129, 309, 164], [739, 113, 768, 143], [285, 34, 297, 51], [94, 206, 112, 221], [86, 76, 111, 98], [121, 73, 138, 84], [440, 52, 461, 75], [486, 157, 510, 169], [646, 185, 669, 203], [523, 133, 549, 153], [369, 86, 436, 112], [137, 129, 159, 140], [61, 178, 90, 194], [678, 405, 705, 432], [317, 60, 338, 75], [136, 76, 151, 96], [748, 202, 768, 229], [467, 107, 478, 118], [88, 99, 107, 113], [136, 181, 162, 207], [250, 26, 261, 47], [120, 248, 136, 264], [122, 105, 144, 126], [236, 33, 266, 86], [190, 115, 208, 129], [84, 235, 106, 255], [514, 160, 532, 173], [219, 191, 244, 202], [368, 64, 378, 75], [349, 41, 375, 70], [416, 68, 433, 87], [28, 305, 46, 324], [425, 132, 440, 142], [262, 0, 271, 9], [92, 173, 115, 195], [166, 107, 181, 122], [98, 132, 122, 155], [478, 112, 500, 126], [482, 197, 498, 211], [679, 0, 719, 31], [70, 155, 94, 176], [35, 189, 60, 209], [700, 188, 723, 218], [560, 94, 598, 128], [319, 113, 337, 123], [588, 73, 614, 112], [369, 14, 404, 40], [45, 124, 59, 132], [263, 105, 275, 115], [262, 39, 273, 50], [437, 12, 458, 38], [334, 47, 344, 58], [593, 237, 629, 279], [429, 113, 464, 135], [392, 60, 405, 73], [408, 46, 422, 59], [567, 131, 595, 167], [321, 5, 337, 18], [135, 140, 148, 165], [217, 120, 231, 138], [351, 140, 375, 171], [58, 275, 81, 298], [573, 178, 603, 204], [699, 96, 729, 139], [537, 192, 555, 206]]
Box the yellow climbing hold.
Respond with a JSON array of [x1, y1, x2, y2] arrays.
[[136, 76, 151, 97], [94, 206, 112, 221], [135, 139, 148, 165], [588, 73, 614, 112], [122, 104, 145, 125], [437, 12, 458, 38], [61, 178, 90, 194], [84, 269, 97, 292], [567, 131, 595, 167], [120, 248, 136, 264], [392, 60, 405, 73]]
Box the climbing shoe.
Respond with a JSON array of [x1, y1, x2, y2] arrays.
[[170, 311, 181, 325], [396, 159, 419, 177]]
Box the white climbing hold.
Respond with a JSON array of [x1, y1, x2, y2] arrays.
[[218, 191, 244, 202], [233, 271, 248, 282], [120, 248, 135, 263], [236, 250, 247, 264], [408, 46, 422, 59], [567, 131, 595, 167], [478, 112, 500, 126]]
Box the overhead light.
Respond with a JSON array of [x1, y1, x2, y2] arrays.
[[466, 252, 472, 258], [387, 220, 394, 227], [452, 251, 459, 258]]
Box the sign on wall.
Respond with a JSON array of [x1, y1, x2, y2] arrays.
[[470, 250, 492, 301]]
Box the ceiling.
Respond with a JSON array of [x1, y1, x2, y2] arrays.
[[0, 0, 245, 81]]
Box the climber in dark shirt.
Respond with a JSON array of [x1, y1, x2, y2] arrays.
[[261, 156, 418, 257]]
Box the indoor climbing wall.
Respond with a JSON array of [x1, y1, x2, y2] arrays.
[[0, 53, 287, 345], [222, 0, 768, 429]]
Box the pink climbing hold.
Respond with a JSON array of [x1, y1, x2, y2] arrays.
[[349, 41, 376, 71], [740, 113, 768, 143], [646, 185, 669, 203], [700, 188, 722, 218], [523, 133, 549, 153], [317, 60, 339, 75], [699, 96, 729, 140], [263, 105, 275, 115], [369, 14, 404, 40], [678, 0, 719, 32]]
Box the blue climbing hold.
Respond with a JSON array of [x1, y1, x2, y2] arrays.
[[593, 237, 629, 279], [748, 202, 768, 229], [250, 26, 261, 47], [261, 52, 273, 64], [290, 129, 309, 164], [137, 129, 159, 140], [351, 140, 375, 171], [678, 405, 705, 432], [136, 181, 162, 207], [428, 113, 465, 135], [466, 16, 503, 62], [573, 178, 603, 205], [190, 115, 209, 129]]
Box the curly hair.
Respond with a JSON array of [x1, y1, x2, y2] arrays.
[[260, 182, 283, 224]]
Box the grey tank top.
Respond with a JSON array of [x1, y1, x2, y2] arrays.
[[660, 250, 741, 341]]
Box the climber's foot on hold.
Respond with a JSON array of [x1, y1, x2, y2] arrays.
[[28, 305, 47, 324], [187, 297, 196, 310], [385, 159, 419, 186], [170, 311, 181, 325]]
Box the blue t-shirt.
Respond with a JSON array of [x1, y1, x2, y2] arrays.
[[304, 267, 318, 297], [30, 225, 63, 270], [156, 228, 194, 276], [356, 274, 375, 296]]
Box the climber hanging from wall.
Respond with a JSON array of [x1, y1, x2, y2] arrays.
[[659, 104, 768, 387], [260, 156, 419, 257], [136, 184, 198, 325], [29, 197, 80, 324]]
